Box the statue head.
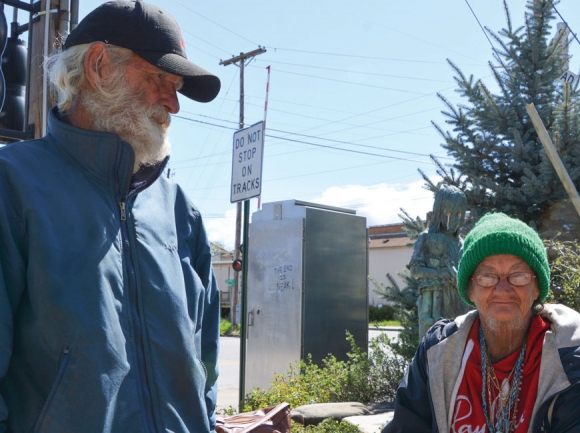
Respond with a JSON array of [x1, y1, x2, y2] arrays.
[[428, 185, 467, 235]]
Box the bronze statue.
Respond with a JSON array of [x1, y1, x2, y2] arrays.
[[408, 185, 468, 337]]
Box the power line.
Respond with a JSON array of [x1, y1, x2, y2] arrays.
[[183, 162, 436, 194], [549, 1, 580, 47], [267, 133, 432, 163], [267, 126, 445, 158], [264, 47, 451, 65], [173, 115, 439, 164], [463, 0, 496, 50], [286, 85, 455, 137], [179, 111, 432, 155], [268, 69, 428, 95], [169, 0, 260, 47], [173, 112, 449, 159], [182, 31, 231, 58], [181, 99, 448, 140], [250, 59, 452, 83]]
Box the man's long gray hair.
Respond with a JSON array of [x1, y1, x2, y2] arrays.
[[45, 43, 172, 172], [46, 43, 133, 113]]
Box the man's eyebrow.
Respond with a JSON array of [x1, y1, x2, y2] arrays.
[[511, 261, 533, 271], [474, 261, 531, 274], [474, 265, 495, 274]]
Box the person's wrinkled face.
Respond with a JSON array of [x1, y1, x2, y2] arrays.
[[83, 53, 184, 171], [124, 55, 183, 118], [469, 254, 539, 332]]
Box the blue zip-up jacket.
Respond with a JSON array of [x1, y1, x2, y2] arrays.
[[0, 108, 220, 433], [383, 305, 580, 433]]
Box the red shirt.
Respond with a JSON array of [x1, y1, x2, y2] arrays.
[[450, 315, 550, 433]]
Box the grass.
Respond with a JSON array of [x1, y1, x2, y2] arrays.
[[220, 318, 241, 336], [369, 320, 401, 328], [220, 318, 400, 335]]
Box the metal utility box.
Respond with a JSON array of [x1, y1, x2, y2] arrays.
[[245, 200, 368, 391]]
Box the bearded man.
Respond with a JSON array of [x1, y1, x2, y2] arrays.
[[0, 1, 222, 432], [383, 213, 580, 433]]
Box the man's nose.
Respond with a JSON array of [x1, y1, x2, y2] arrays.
[[159, 82, 180, 114], [494, 277, 514, 291]]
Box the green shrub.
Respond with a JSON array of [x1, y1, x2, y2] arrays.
[[220, 318, 231, 335], [242, 332, 409, 412], [369, 275, 419, 362], [242, 355, 346, 410], [220, 318, 240, 336], [388, 308, 419, 362], [292, 418, 361, 433], [546, 239, 580, 312], [369, 305, 395, 323]]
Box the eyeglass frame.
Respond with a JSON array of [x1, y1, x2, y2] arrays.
[[471, 272, 536, 288]]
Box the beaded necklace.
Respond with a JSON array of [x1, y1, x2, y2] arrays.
[[479, 325, 527, 433]]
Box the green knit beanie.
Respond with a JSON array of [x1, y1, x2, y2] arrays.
[[457, 212, 550, 307]]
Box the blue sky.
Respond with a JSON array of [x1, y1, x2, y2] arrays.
[[10, 0, 580, 248]]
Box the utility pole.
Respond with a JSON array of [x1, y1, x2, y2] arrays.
[[28, 0, 77, 139], [219, 46, 265, 410], [28, 0, 59, 138]]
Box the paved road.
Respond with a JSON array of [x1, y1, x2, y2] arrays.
[[216, 328, 401, 412]]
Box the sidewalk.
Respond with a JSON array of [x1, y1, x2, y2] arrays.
[[216, 387, 240, 412], [344, 413, 393, 433]]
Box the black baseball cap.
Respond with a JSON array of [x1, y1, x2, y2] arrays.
[[64, 0, 221, 103]]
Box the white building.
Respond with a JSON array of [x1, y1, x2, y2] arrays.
[[368, 223, 415, 306]]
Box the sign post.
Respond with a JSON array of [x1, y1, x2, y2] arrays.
[[230, 120, 265, 407]]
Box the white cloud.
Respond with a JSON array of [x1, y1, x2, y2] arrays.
[[205, 180, 438, 250], [311, 180, 436, 226], [204, 207, 237, 250]]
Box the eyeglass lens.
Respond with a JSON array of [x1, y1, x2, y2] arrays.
[[474, 272, 533, 287]]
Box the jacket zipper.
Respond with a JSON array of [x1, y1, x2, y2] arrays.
[[198, 356, 208, 381], [33, 347, 70, 432], [120, 201, 126, 221], [116, 146, 157, 433]]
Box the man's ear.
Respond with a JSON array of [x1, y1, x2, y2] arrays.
[[83, 42, 109, 90], [467, 281, 474, 303]]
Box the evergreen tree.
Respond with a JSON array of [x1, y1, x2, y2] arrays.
[[377, 0, 580, 355], [426, 0, 580, 239]]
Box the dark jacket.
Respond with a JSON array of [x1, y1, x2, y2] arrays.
[[383, 305, 580, 433], [0, 108, 220, 433]]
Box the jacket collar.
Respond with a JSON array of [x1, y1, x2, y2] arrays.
[[46, 106, 168, 198]]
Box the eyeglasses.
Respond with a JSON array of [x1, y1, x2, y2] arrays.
[[472, 272, 536, 288]]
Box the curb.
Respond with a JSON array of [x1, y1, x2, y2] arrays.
[[221, 327, 404, 337], [370, 326, 403, 331]]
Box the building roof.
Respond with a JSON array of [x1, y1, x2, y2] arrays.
[[368, 222, 406, 236], [367, 221, 418, 249], [369, 237, 414, 249]]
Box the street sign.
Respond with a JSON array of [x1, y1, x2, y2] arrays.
[[230, 121, 264, 203], [559, 70, 579, 86], [225, 279, 236, 286]]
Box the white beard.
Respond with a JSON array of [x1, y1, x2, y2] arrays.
[[480, 312, 526, 335], [81, 74, 172, 172]]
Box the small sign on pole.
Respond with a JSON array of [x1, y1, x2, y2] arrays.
[[230, 121, 264, 203], [559, 70, 579, 86]]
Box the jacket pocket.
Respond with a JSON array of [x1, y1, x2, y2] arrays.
[[33, 346, 70, 433]]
